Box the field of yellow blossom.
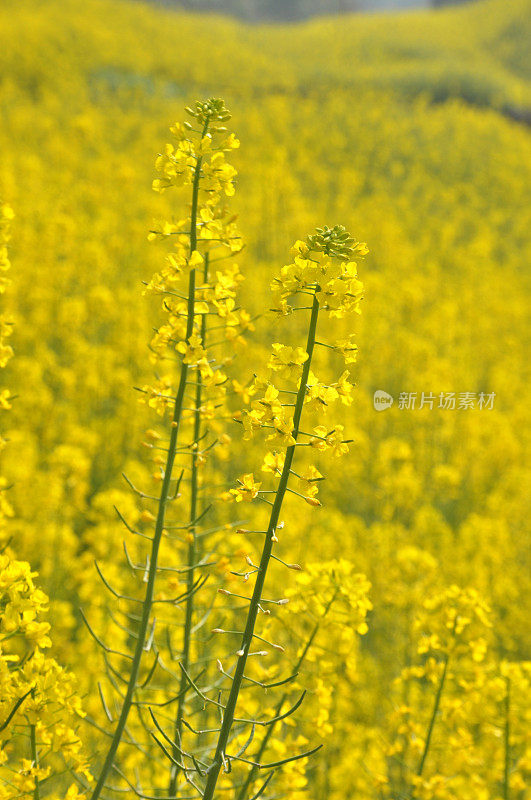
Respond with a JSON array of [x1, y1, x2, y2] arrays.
[[0, 0, 530, 797]]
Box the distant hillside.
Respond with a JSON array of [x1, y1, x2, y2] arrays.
[[2, 0, 529, 109], [143, 0, 456, 22]]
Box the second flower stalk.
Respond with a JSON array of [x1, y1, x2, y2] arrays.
[[201, 226, 367, 798]]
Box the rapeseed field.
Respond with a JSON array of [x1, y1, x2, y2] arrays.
[[0, 0, 529, 797]]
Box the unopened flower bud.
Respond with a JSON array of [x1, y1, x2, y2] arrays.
[[305, 496, 322, 507]]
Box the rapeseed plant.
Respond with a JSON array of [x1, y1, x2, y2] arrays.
[[194, 225, 370, 798], [86, 99, 255, 799], [0, 205, 90, 800]]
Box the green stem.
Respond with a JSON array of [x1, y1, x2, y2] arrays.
[[236, 591, 337, 800], [30, 708, 40, 800], [503, 676, 510, 800], [90, 123, 208, 800], [169, 252, 209, 796], [396, 608, 413, 794], [415, 652, 449, 782], [202, 293, 320, 800]]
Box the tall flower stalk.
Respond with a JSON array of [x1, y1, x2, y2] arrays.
[[199, 225, 367, 799], [88, 98, 247, 800]]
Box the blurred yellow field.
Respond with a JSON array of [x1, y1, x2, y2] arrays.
[[0, 0, 530, 797]]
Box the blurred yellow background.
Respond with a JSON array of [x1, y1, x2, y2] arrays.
[[0, 0, 529, 796]]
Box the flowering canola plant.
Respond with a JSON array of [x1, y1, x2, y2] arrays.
[[0, 205, 90, 799]]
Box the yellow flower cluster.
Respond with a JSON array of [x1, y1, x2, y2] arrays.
[[152, 99, 237, 197], [271, 229, 366, 319], [142, 101, 252, 439], [0, 554, 91, 799], [233, 226, 366, 507], [287, 560, 372, 638], [416, 585, 492, 662]]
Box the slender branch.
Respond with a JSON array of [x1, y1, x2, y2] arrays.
[[415, 652, 450, 783], [169, 250, 210, 796], [0, 687, 32, 732]]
